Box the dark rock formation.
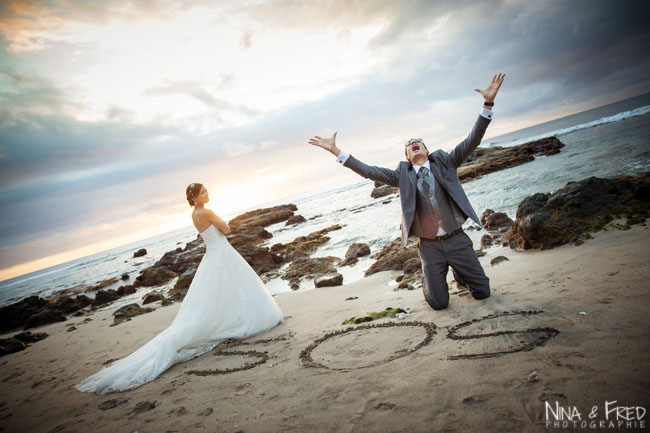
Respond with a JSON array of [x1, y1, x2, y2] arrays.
[[270, 225, 342, 261], [480, 234, 493, 249], [133, 248, 147, 258], [285, 215, 307, 226], [24, 309, 66, 329], [227, 226, 272, 249], [121, 204, 316, 302], [142, 292, 165, 304], [364, 238, 419, 277], [0, 294, 95, 333], [341, 256, 359, 266], [121, 273, 130, 280], [371, 181, 398, 199], [238, 245, 284, 275], [0, 296, 48, 333], [135, 267, 178, 287], [314, 273, 344, 287], [92, 290, 121, 308], [51, 295, 92, 315], [113, 303, 154, 326], [345, 243, 371, 259], [83, 277, 120, 293], [458, 137, 565, 183], [117, 285, 137, 296], [229, 204, 298, 229], [503, 173, 650, 250], [168, 267, 197, 301], [1, 330, 49, 355], [491, 256, 509, 266], [283, 256, 340, 288], [480, 209, 514, 231], [13, 331, 49, 344], [0, 338, 25, 356], [402, 257, 422, 274], [151, 245, 202, 277]]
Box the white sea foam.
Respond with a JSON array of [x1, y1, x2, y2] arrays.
[[484, 105, 650, 148]]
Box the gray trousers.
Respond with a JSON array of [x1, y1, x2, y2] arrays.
[[418, 231, 490, 310]]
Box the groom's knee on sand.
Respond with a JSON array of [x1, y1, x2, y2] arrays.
[[469, 277, 491, 300], [452, 267, 490, 302], [421, 277, 449, 310], [426, 297, 449, 310], [471, 286, 490, 300]]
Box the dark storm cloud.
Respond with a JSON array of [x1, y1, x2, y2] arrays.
[[362, 0, 650, 105]]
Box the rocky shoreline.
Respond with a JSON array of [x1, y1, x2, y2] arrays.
[[1, 135, 648, 358]]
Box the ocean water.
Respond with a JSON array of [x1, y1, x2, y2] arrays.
[[1, 94, 649, 307]]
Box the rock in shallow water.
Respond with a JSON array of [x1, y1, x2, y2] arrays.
[[345, 242, 371, 259], [285, 214, 307, 226], [458, 136, 565, 183]]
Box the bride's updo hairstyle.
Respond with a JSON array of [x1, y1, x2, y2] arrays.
[[186, 183, 203, 207]]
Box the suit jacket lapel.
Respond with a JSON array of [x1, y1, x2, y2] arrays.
[[407, 164, 417, 191]]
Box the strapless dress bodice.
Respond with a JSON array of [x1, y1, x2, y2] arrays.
[[199, 224, 226, 248]]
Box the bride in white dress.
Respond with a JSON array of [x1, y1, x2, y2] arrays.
[[76, 183, 283, 394]]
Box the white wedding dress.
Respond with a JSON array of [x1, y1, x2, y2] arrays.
[[76, 224, 283, 394]]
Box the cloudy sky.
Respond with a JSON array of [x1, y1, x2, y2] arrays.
[[0, 0, 649, 281]]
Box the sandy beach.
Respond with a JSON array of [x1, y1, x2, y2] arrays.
[[1, 223, 649, 433]]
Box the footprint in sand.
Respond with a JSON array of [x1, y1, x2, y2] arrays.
[[97, 399, 129, 410], [300, 321, 436, 371], [446, 310, 559, 360], [198, 407, 214, 416], [374, 402, 396, 410]]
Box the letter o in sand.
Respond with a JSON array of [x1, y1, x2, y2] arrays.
[[300, 321, 436, 371]]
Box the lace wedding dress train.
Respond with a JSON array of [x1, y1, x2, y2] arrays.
[[76, 224, 283, 394]]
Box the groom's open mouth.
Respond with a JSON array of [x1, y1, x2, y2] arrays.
[[412, 144, 421, 152]]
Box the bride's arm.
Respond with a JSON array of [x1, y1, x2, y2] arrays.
[[207, 210, 231, 235]]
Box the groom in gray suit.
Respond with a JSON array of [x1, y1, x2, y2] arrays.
[[310, 73, 505, 310]]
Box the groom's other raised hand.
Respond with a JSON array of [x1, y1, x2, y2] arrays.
[[309, 132, 341, 157], [474, 72, 505, 108]]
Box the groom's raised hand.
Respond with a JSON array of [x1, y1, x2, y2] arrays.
[[309, 131, 341, 157], [474, 72, 505, 103]]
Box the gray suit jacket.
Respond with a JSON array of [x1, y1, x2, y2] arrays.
[[343, 115, 491, 246]]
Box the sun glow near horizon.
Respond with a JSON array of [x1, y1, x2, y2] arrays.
[[0, 164, 316, 282]]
